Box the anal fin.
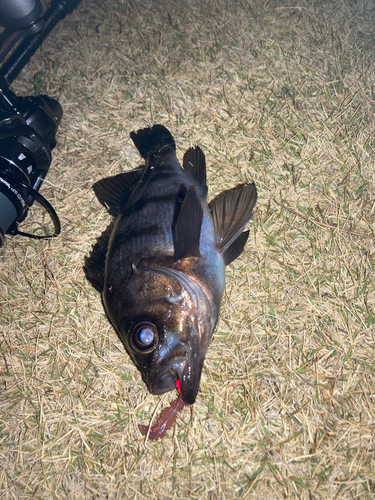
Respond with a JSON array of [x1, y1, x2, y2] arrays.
[[174, 185, 203, 261]]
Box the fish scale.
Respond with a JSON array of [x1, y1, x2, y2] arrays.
[[84, 124, 257, 408]]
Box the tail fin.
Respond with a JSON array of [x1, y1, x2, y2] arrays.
[[130, 124, 176, 159]]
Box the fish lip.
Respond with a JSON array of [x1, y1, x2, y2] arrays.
[[149, 359, 200, 405], [148, 374, 175, 395], [169, 359, 200, 405], [148, 358, 186, 395]]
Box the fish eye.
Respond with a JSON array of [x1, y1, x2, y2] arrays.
[[130, 322, 159, 353]]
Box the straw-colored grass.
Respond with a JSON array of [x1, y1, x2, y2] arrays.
[[1, 0, 374, 498]]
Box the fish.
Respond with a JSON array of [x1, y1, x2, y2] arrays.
[[84, 124, 257, 409]]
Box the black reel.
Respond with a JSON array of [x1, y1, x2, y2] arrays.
[[0, 75, 62, 248], [0, 0, 83, 248]]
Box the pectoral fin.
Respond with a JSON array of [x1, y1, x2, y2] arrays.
[[209, 182, 257, 258], [174, 185, 203, 261]]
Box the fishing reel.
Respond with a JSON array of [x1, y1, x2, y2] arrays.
[[0, 0, 82, 248], [0, 75, 62, 248]]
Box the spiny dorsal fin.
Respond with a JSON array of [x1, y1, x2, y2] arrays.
[[83, 220, 115, 293], [174, 185, 203, 261], [183, 146, 207, 195], [93, 167, 144, 217], [209, 182, 257, 253], [130, 124, 176, 159]]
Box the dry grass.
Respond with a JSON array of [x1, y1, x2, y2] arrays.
[[1, 0, 375, 498]]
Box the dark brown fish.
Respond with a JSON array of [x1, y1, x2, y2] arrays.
[[84, 124, 257, 408]]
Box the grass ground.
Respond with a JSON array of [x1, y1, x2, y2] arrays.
[[0, 0, 375, 498]]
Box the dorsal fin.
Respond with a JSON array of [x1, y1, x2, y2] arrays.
[[83, 220, 115, 293], [174, 185, 203, 261], [183, 146, 207, 195], [209, 183, 257, 253], [130, 124, 176, 159], [223, 230, 249, 265], [93, 167, 144, 217]]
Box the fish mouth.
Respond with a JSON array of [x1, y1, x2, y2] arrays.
[[150, 359, 201, 405], [149, 368, 178, 396]]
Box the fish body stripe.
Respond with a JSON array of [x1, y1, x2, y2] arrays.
[[121, 192, 179, 219], [109, 225, 168, 257], [108, 166, 193, 262]]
